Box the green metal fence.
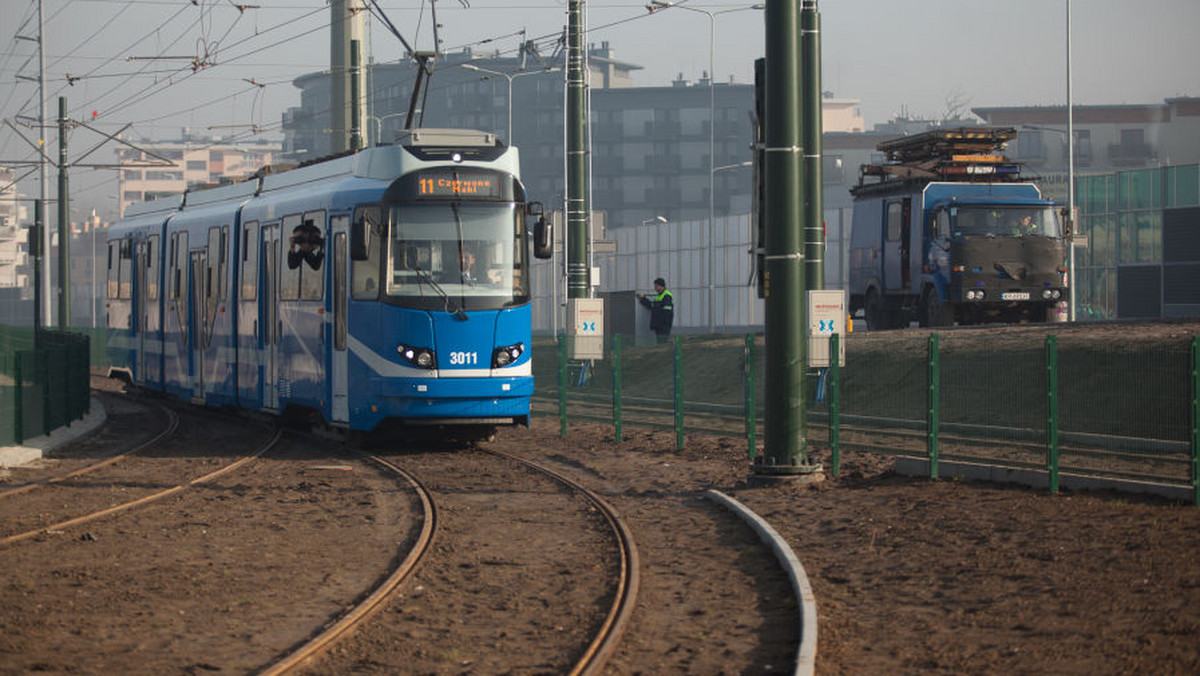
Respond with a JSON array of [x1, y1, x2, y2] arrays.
[[0, 328, 93, 447], [535, 330, 1200, 505]]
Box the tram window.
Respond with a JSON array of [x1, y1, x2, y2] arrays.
[[280, 214, 302, 300], [147, 235, 160, 301], [118, 239, 133, 300], [107, 241, 119, 299], [219, 226, 228, 301], [207, 227, 221, 301], [352, 205, 381, 300], [171, 231, 188, 300], [299, 211, 325, 301], [241, 222, 259, 301]]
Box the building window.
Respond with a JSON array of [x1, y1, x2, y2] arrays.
[[123, 170, 142, 180], [187, 160, 207, 171], [1017, 131, 1045, 161], [823, 155, 845, 185]]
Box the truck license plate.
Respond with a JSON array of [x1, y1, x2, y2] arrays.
[[1001, 291, 1031, 300]]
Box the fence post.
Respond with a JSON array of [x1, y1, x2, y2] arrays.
[[830, 332, 841, 477], [674, 335, 684, 450], [41, 350, 51, 438], [1190, 336, 1198, 507], [13, 356, 22, 444], [927, 333, 940, 479], [1046, 334, 1060, 494], [744, 334, 757, 461], [557, 333, 567, 437], [612, 334, 623, 443]]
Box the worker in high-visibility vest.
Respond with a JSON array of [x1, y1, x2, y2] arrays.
[[637, 277, 675, 343]]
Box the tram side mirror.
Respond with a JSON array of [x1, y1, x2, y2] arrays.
[[529, 202, 553, 259], [350, 214, 370, 261]]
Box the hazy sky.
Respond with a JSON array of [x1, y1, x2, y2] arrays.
[[2, 0, 1198, 220]]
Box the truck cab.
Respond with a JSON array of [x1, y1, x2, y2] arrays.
[[847, 127, 1068, 329]]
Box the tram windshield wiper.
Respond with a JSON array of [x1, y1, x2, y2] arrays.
[[413, 266, 468, 320]]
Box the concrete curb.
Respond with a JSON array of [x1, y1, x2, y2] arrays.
[[706, 489, 817, 676], [0, 397, 108, 468], [895, 457, 1195, 503]]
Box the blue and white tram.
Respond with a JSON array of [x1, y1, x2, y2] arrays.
[[107, 128, 552, 433]]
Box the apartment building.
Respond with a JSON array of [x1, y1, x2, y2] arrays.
[[115, 131, 281, 217]]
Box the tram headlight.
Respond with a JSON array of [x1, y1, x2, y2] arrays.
[[397, 344, 437, 369], [492, 342, 524, 368]]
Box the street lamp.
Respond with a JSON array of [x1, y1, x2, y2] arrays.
[[647, 1, 764, 334], [368, 112, 409, 145], [462, 64, 561, 144]]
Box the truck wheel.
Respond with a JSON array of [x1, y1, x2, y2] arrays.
[[920, 287, 952, 327], [865, 289, 886, 331]]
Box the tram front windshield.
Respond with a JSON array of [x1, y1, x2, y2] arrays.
[[386, 202, 529, 311]]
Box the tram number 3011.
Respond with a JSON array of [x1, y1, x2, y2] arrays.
[[449, 351, 479, 366]]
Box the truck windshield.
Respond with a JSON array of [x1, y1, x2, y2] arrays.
[[385, 202, 529, 311], [951, 206, 1060, 238]]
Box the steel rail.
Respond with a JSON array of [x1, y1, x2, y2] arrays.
[[260, 452, 437, 676], [0, 426, 281, 546], [0, 401, 180, 500], [478, 447, 641, 676]]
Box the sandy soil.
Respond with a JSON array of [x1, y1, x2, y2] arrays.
[[495, 416, 1200, 675]]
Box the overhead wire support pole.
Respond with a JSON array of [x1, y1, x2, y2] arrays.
[[38, 0, 50, 328], [753, 0, 821, 480], [1066, 0, 1076, 322], [57, 97, 70, 329], [801, 0, 824, 294], [566, 0, 590, 300]]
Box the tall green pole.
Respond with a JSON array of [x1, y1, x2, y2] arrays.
[[565, 0, 590, 300], [801, 2, 824, 292], [33, 200, 44, 342], [754, 0, 818, 477], [57, 96, 70, 328]]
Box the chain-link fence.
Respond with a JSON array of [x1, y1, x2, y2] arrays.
[[534, 330, 1200, 504]]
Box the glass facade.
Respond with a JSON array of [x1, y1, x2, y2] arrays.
[[1077, 163, 1200, 319]]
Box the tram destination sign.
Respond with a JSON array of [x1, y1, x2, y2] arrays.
[[413, 169, 504, 199]]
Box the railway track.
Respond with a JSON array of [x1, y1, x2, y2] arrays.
[[0, 395, 179, 500], [479, 447, 640, 676], [0, 403, 280, 545], [293, 442, 642, 675]]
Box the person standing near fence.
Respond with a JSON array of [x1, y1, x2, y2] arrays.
[[637, 277, 675, 343]]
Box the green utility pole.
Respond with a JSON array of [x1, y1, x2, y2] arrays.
[[753, 0, 820, 478], [801, 2, 824, 292], [350, 39, 363, 152], [565, 0, 590, 299], [57, 96, 70, 328], [33, 200, 44, 344]]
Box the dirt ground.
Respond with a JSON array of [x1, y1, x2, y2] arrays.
[[497, 415, 1200, 675], [1, 319, 1198, 674]]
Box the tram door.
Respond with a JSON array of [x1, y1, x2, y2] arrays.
[[330, 216, 349, 423], [190, 250, 207, 402], [134, 240, 148, 382], [262, 224, 281, 410]]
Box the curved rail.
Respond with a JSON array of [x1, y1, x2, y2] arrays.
[[260, 453, 437, 676], [0, 401, 180, 500], [0, 426, 281, 546], [478, 447, 641, 676]]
